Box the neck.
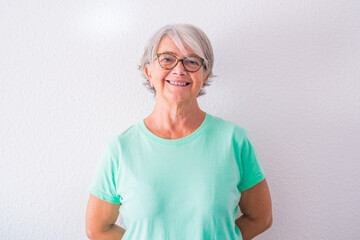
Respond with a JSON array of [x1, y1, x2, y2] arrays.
[[145, 98, 205, 133]]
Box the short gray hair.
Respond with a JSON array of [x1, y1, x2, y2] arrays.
[[138, 24, 215, 97]]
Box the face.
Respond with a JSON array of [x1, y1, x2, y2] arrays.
[[145, 36, 210, 103]]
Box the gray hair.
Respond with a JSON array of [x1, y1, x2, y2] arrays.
[[138, 24, 215, 97]]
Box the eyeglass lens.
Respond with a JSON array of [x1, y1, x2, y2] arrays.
[[158, 53, 202, 72]]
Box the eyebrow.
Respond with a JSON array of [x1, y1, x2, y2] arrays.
[[163, 51, 201, 58]]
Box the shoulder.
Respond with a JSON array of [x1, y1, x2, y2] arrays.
[[208, 113, 247, 139], [112, 123, 138, 142], [104, 123, 139, 154]]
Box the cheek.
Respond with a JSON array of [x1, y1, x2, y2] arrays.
[[192, 74, 205, 84], [153, 69, 168, 80]]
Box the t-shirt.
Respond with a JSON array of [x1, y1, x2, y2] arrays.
[[89, 112, 266, 240]]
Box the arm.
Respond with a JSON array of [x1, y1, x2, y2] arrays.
[[86, 194, 126, 240], [235, 178, 273, 240]]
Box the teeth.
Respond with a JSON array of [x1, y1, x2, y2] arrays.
[[169, 81, 188, 86]]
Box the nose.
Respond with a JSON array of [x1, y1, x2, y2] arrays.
[[171, 60, 186, 76]]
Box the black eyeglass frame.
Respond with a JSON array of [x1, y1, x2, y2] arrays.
[[153, 53, 204, 72]]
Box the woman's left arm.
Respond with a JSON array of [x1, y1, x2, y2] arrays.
[[235, 178, 273, 240]]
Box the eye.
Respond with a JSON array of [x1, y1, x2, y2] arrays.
[[159, 54, 176, 64], [189, 60, 199, 65], [184, 58, 200, 66], [163, 57, 173, 62]]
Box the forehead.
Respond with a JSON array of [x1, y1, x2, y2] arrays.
[[157, 35, 195, 57]]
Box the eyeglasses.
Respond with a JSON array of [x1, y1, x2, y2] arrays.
[[153, 53, 204, 72]]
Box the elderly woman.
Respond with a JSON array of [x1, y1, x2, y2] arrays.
[[86, 24, 272, 240]]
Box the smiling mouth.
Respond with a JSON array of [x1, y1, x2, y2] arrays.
[[165, 80, 191, 87]]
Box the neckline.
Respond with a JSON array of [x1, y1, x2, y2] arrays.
[[138, 112, 211, 145]]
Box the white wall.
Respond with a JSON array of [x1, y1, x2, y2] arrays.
[[1, 1, 359, 239]]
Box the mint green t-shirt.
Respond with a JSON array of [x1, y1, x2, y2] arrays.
[[89, 112, 265, 240]]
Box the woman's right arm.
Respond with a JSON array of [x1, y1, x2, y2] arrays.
[[86, 194, 126, 240]]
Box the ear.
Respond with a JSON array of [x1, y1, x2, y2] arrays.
[[144, 66, 154, 87], [203, 73, 210, 83], [145, 65, 152, 80]]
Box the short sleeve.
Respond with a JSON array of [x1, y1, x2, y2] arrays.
[[88, 138, 123, 204], [237, 129, 266, 192]]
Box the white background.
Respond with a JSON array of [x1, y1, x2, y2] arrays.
[[1, 1, 359, 239]]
